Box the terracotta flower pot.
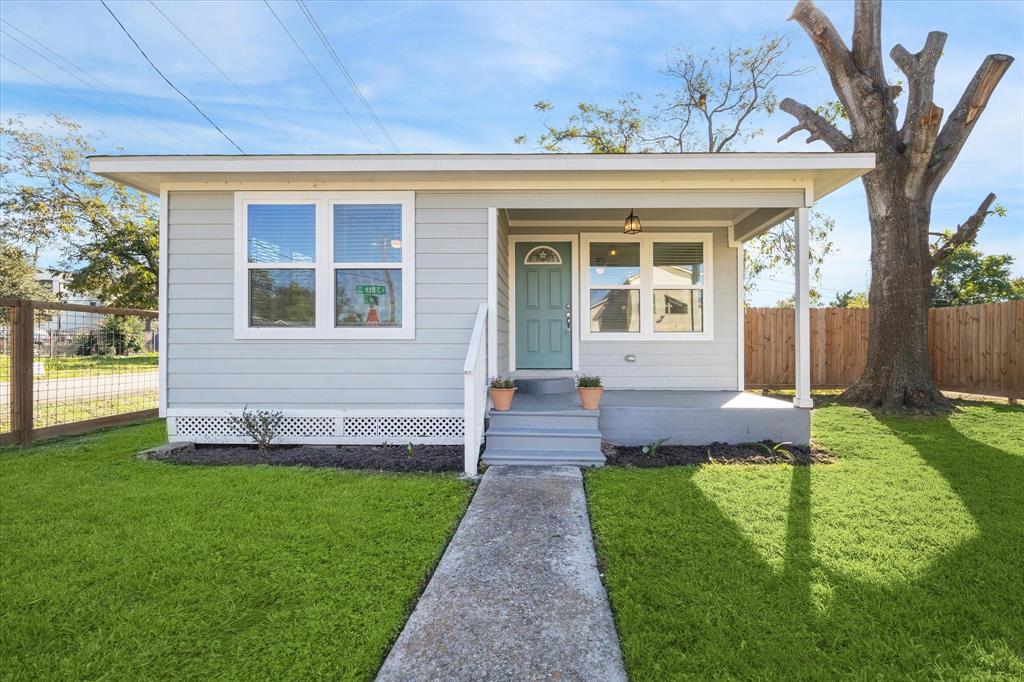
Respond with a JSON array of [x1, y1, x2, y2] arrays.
[[489, 387, 517, 411], [578, 386, 604, 410]]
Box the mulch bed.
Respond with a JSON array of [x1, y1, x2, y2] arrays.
[[147, 443, 464, 473], [602, 441, 833, 467]]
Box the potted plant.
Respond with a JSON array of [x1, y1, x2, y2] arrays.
[[576, 374, 604, 410], [488, 376, 517, 411]]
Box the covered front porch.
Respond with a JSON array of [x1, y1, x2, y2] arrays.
[[457, 154, 875, 474], [467, 200, 822, 471]]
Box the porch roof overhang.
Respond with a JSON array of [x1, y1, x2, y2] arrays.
[[89, 152, 873, 241]]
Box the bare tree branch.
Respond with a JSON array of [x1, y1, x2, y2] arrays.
[[788, 0, 877, 135], [892, 31, 947, 147], [927, 54, 1015, 195], [903, 102, 944, 196], [931, 192, 997, 267], [777, 97, 854, 151], [852, 0, 886, 86]]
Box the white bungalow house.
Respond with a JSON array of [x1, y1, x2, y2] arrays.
[[90, 153, 874, 474]]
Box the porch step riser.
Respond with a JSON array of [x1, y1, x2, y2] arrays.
[[482, 450, 605, 467], [515, 378, 577, 395], [489, 413, 599, 431], [486, 432, 603, 452]]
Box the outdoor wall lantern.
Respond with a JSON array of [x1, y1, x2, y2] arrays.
[[623, 208, 642, 234]]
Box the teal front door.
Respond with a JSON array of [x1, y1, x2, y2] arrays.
[[515, 242, 572, 369]]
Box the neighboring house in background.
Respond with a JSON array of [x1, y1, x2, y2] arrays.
[[90, 153, 873, 472], [34, 270, 104, 336]]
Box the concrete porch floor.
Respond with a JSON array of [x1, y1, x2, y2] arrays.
[[500, 390, 810, 447]]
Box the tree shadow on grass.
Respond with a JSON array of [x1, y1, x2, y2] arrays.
[[595, 407, 1024, 680]]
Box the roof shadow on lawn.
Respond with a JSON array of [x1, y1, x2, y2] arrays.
[[595, 408, 1023, 678]]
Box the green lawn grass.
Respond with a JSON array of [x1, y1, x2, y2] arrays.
[[586, 403, 1024, 680], [0, 393, 157, 432], [0, 422, 474, 680], [0, 352, 158, 380]]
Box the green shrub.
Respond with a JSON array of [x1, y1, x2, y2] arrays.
[[101, 315, 145, 355], [577, 374, 602, 388]]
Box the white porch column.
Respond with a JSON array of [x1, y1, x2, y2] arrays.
[[794, 207, 813, 408]]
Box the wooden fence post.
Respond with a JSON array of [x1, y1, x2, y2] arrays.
[[12, 299, 34, 447]]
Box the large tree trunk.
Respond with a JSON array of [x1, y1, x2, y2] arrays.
[[779, 0, 1012, 414], [840, 163, 948, 411]]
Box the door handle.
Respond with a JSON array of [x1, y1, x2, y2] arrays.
[[565, 303, 572, 330]]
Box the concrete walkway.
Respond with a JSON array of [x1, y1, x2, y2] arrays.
[[376, 466, 627, 682]]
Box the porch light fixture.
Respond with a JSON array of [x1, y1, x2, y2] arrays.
[[623, 209, 642, 234]]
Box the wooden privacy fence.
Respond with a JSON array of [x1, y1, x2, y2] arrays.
[[745, 301, 1023, 400], [1, 297, 159, 447]]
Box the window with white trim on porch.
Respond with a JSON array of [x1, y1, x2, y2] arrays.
[[582, 234, 712, 341]]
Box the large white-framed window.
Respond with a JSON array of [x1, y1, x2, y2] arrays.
[[580, 232, 713, 341], [234, 191, 415, 340]]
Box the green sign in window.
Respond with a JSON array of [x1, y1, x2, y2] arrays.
[[355, 284, 387, 296]]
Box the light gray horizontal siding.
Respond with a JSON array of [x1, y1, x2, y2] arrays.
[[166, 189, 743, 411], [169, 388, 463, 410], [166, 190, 487, 411]]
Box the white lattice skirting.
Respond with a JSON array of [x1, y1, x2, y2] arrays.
[[167, 412, 464, 445]]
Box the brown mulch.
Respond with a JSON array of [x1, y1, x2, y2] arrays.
[[148, 443, 464, 473], [601, 440, 833, 467]]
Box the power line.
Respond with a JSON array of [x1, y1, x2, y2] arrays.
[[0, 18, 195, 147], [295, 0, 398, 151], [0, 25, 187, 146], [99, 0, 245, 153], [147, 0, 291, 141], [752, 275, 846, 293], [263, 0, 379, 152], [0, 53, 164, 149], [0, 44, 169, 149]]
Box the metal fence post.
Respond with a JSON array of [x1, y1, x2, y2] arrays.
[[12, 299, 34, 447]]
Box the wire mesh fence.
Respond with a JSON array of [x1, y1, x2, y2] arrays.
[[1, 298, 158, 446]]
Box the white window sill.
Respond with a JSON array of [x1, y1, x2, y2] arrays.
[[234, 327, 415, 341], [580, 332, 715, 342]]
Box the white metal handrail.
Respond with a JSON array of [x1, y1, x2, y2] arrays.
[[462, 303, 488, 477]]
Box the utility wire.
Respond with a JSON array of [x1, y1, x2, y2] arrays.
[[263, 0, 379, 152], [1, 26, 186, 147], [752, 275, 844, 293], [99, 0, 245, 153], [147, 0, 291, 140], [295, 0, 398, 151], [0, 18, 195, 146], [0, 53, 164, 148]]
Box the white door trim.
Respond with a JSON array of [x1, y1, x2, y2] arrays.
[[508, 234, 580, 372]]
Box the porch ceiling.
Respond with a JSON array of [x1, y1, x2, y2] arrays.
[[505, 206, 793, 242], [506, 207, 751, 226]]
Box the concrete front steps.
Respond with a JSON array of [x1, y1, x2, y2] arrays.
[[481, 380, 605, 467]]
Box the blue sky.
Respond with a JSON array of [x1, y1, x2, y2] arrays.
[[1, 0, 1021, 304]]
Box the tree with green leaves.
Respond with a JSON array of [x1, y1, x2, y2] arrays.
[[61, 188, 159, 310], [930, 235, 1023, 307], [515, 35, 833, 298], [0, 244, 52, 301], [831, 289, 870, 308], [0, 244, 56, 322], [1, 115, 157, 309], [775, 290, 823, 308]]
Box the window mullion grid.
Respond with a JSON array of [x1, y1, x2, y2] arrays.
[[640, 237, 653, 337], [316, 199, 331, 333]]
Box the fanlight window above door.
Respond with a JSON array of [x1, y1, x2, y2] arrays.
[[524, 245, 562, 265]]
